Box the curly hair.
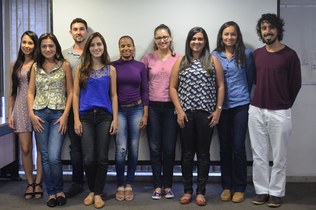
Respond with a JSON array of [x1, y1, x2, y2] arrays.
[[256, 13, 285, 42]]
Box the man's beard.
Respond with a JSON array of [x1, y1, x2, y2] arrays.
[[75, 37, 85, 44], [263, 35, 277, 45]]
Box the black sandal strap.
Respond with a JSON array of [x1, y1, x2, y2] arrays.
[[33, 182, 43, 198], [34, 182, 42, 188], [24, 183, 35, 198]]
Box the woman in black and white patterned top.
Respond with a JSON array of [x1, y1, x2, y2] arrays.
[[170, 26, 224, 207]]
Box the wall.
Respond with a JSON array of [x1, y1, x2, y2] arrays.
[[55, 0, 277, 163], [52, 0, 277, 60], [3, 0, 315, 178]]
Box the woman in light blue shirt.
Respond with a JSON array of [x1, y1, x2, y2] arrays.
[[212, 21, 254, 203]]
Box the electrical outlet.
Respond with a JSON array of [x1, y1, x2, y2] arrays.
[[312, 61, 316, 71]]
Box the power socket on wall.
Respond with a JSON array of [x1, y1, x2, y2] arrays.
[[311, 61, 316, 71]]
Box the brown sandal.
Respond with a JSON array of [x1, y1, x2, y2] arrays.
[[196, 194, 207, 206], [179, 193, 192, 204]]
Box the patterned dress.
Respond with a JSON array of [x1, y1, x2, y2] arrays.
[[13, 66, 32, 133]]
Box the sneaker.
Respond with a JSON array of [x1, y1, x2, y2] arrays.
[[65, 183, 84, 198], [164, 189, 174, 199], [252, 194, 269, 205], [220, 189, 231, 201], [152, 191, 162, 200], [267, 195, 282, 207]]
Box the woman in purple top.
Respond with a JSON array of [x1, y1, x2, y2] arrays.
[[8, 31, 43, 200], [111, 35, 149, 201], [141, 24, 179, 200]]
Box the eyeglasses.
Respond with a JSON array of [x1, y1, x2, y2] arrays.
[[154, 36, 170, 42]]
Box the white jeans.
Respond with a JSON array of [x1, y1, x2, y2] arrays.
[[248, 105, 292, 197]]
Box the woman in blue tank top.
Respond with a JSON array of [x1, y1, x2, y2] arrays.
[[73, 32, 118, 209]]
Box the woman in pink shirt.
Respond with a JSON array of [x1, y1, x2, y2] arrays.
[[141, 24, 180, 200]]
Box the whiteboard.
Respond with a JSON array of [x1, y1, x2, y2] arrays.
[[53, 0, 278, 161], [281, 5, 316, 84], [52, 0, 278, 61]]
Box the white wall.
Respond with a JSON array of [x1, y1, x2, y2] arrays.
[[52, 0, 277, 60], [56, 0, 277, 163], [54, 0, 316, 179]]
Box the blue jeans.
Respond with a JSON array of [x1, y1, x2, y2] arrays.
[[34, 108, 65, 196], [217, 104, 249, 192], [67, 110, 84, 185], [115, 104, 143, 186], [147, 101, 178, 189], [80, 108, 112, 195], [180, 110, 214, 195]]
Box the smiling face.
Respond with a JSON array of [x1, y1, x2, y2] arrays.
[[21, 34, 35, 56], [222, 25, 237, 48], [89, 36, 104, 58], [40, 38, 56, 60], [190, 32, 206, 56], [154, 28, 171, 51], [70, 22, 88, 44], [119, 37, 135, 60], [260, 21, 278, 45]]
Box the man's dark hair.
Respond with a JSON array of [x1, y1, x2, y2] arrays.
[[256, 13, 284, 41], [70, 18, 88, 30]]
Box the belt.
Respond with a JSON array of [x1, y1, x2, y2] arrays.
[[120, 100, 142, 108]]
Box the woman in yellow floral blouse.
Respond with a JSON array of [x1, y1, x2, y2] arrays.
[[27, 33, 73, 208]]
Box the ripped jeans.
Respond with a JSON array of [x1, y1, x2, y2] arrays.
[[115, 104, 143, 187]]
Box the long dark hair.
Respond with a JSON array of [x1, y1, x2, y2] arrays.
[[215, 21, 246, 68], [11, 31, 38, 96], [180, 27, 212, 73], [256, 13, 285, 42], [153, 24, 176, 57], [79, 32, 110, 88], [37, 33, 64, 69]]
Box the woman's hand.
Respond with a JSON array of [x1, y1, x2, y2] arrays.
[[7, 115, 15, 129], [177, 110, 188, 128], [74, 119, 83, 136], [109, 120, 118, 135], [54, 115, 68, 134], [30, 113, 44, 133], [208, 109, 221, 128], [139, 115, 148, 130]]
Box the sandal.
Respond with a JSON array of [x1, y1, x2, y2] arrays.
[[196, 194, 207, 206], [124, 185, 134, 201], [179, 193, 192, 204], [115, 187, 125, 201], [33, 182, 43, 199], [24, 183, 34, 199]]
